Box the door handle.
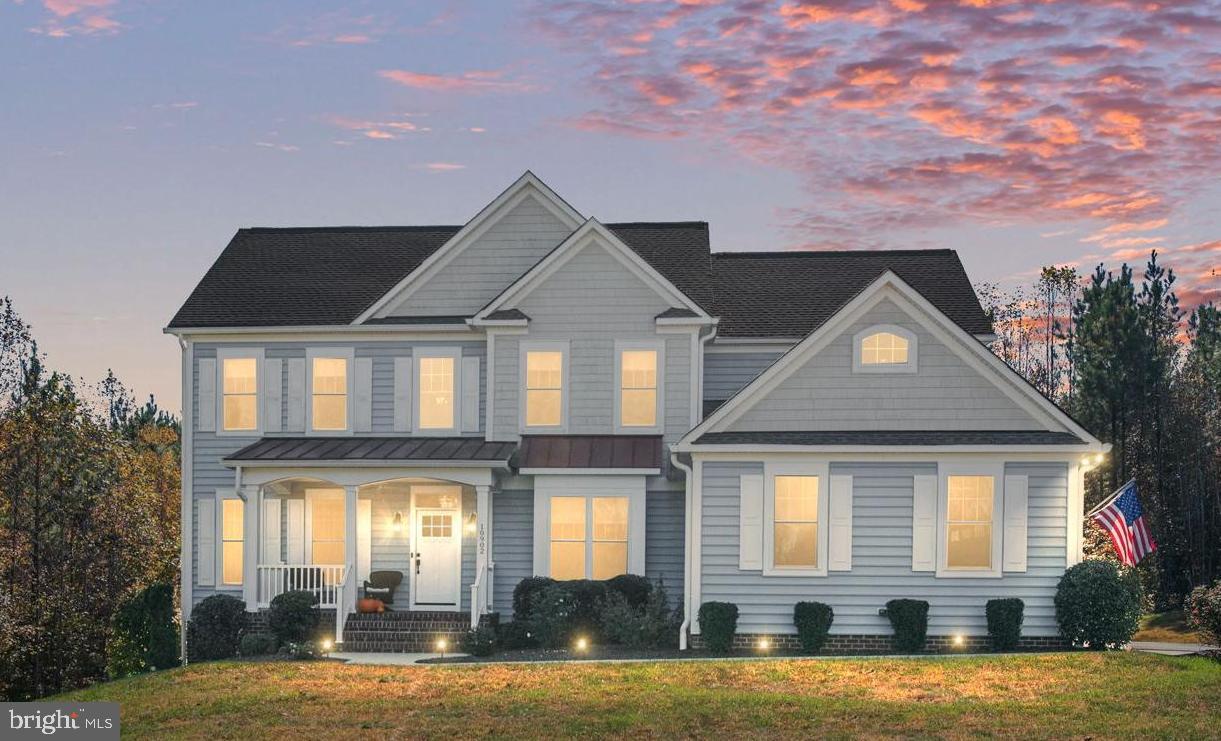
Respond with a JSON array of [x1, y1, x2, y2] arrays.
[[415, 556, 421, 575]]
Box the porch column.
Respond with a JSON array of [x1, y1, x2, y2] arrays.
[[475, 484, 492, 620], [342, 485, 358, 626], [242, 484, 261, 611]]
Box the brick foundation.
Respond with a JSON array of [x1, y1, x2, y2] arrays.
[[689, 632, 1069, 653]]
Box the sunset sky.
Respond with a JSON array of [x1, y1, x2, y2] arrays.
[[2, 0, 1218, 412]]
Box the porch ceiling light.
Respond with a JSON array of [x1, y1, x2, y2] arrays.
[[392, 511, 403, 534]]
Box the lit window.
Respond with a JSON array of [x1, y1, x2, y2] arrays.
[[310, 496, 345, 566], [525, 351, 563, 427], [619, 350, 657, 427], [222, 358, 257, 431], [549, 497, 585, 581], [419, 357, 455, 429], [861, 332, 909, 365], [773, 476, 818, 568], [311, 357, 348, 430], [592, 497, 628, 580], [947, 476, 993, 569], [221, 498, 244, 585]]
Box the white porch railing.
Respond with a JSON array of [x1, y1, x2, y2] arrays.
[[336, 562, 355, 645], [469, 561, 495, 628], [256, 564, 347, 609]]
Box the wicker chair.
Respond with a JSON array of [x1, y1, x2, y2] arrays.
[[363, 570, 404, 606]]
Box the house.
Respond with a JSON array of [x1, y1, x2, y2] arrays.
[[166, 172, 1107, 653]]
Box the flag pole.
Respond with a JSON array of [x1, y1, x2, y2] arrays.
[[1085, 478, 1136, 519]]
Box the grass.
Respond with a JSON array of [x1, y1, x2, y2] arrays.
[[1134, 610, 1203, 643], [58, 652, 1220, 739]]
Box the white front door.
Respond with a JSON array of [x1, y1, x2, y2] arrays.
[[411, 508, 460, 607]]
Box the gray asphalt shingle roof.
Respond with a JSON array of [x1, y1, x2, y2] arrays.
[[168, 223, 990, 337]]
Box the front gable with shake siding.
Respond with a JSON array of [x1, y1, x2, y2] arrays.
[[673, 271, 1106, 650]]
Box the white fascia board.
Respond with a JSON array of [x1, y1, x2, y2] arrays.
[[474, 218, 711, 321], [518, 467, 661, 476], [679, 270, 1102, 447], [221, 458, 511, 469], [166, 328, 479, 343], [674, 443, 1105, 455], [352, 171, 584, 324]]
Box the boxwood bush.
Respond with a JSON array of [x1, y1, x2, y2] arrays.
[[986, 598, 1024, 651], [529, 584, 576, 648], [698, 601, 739, 654], [605, 574, 654, 609], [600, 581, 676, 649], [1185, 580, 1221, 646], [462, 625, 498, 656], [1055, 560, 1141, 649], [512, 576, 557, 621], [239, 632, 278, 657], [268, 590, 320, 644], [187, 594, 246, 661], [793, 601, 834, 654], [886, 599, 929, 652]]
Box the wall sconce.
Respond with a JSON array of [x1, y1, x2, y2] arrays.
[[392, 511, 403, 534], [465, 512, 477, 535]]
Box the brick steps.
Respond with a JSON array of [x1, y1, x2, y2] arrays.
[[340, 611, 469, 653]]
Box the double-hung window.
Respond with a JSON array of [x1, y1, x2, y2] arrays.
[[615, 342, 663, 432], [937, 463, 1003, 577], [416, 351, 458, 432], [220, 497, 244, 586], [307, 349, 352, 432], [523, 343, 567, 429], [216, 348, 263, 434], [764, 462, 829, 576]]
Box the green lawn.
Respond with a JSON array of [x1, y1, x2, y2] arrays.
[[60, 653, 1220, 739], [1133, 610, 1203, 644]]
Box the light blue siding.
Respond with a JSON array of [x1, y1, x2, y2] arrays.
[[700, 460, 1069, 637], [646, 489, 685, 607], [703, 351, 784, 402], [491, 489, 534, 615]]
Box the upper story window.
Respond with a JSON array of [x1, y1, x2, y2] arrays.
[[222, 357, 258, 431], [853, 325, 917, 373], [946, 475, 994, 570], [311, 357, 349, 431], [417, 354, 456, 431], [523, 342, 567, 429], [616, 342, 663, 431]]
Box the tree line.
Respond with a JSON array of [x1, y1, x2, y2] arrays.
[[978, 253, 1220, 608]]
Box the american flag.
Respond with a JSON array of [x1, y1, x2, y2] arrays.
[[1090, 480, 1156, 566]]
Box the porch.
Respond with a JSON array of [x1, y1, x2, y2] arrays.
[[223, 439, 513, 644]]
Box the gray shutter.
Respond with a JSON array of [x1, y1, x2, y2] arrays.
[[355, 357, 373, 432], [196, 497, 216, 586], [912, 474, 937, 572], [828, 475, 853, 571], [263, 358, 283, 433], [261, 498, 282, 564], [286, 499, 305, 563], [286, 358, 306, 432], [739, 474, 764, 570], [393, 357, 412, 433], [197, 358, 216, 432], [1003, 474, 1029, 572], [461, 356, 481, 433]]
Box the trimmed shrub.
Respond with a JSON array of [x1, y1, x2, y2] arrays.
[[605, 574, 654, 609], [1055, 560, 1141, 649], [187, 594, 246, 661], [986, 598, 1025, 651], [600, 581, 676, 649], [268, 590, 320, 644], [699, 601, 739, 654], [557, 579, 608, 640], [496, 620, 537, 650], [239, 632, 277, 657], [886, 599, 929, 652], [513, 576, 557, 621], [793, 602, 834, 654], [108, 582, 179, 676], [462, 625, 498, 657], [1186, 580, 1221, 646], [278, 641, 319, 660], [529, 584, 576, 648]]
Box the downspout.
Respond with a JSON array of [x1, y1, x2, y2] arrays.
[[671, 450, 694, 650]]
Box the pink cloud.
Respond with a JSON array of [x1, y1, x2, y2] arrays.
[[31, 0, 121, 36], [422, 162, 466, 172], [378, 69, 535, 93]]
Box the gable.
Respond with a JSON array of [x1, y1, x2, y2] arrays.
[[375, 193, 576, 318], [724, 297, 1052, 432], [683, 271, 1101, 446]]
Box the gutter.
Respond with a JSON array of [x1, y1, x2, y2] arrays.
[[670, 450, 694, 651]]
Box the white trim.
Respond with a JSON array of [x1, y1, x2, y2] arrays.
[[215, 348, 265, 436], [237, 466, 495, 489], [676, 443, 1105, 455], [762, 460, 830, 577], [937, 460, 1004, 578], [689, 458, 704, 635], [531, 475, 646, 579], [166, 327, 477, 341], [475, 219, 710, 321], [614, 339, 666, 434], [519, 340, 570, 433], [215, 488, 244, 592], [413, 346, 461, 435], [355, 172, 584, 323], [224, 458, 509, 470], [681, 271, 1102, 447], [409, 484, 464, 610], [305, 347, 355, 434], [519, 467, 660, 476], [852, 324, 918, 374]]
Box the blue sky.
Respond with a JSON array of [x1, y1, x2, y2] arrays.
[[2, 0, 1217, 411]]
